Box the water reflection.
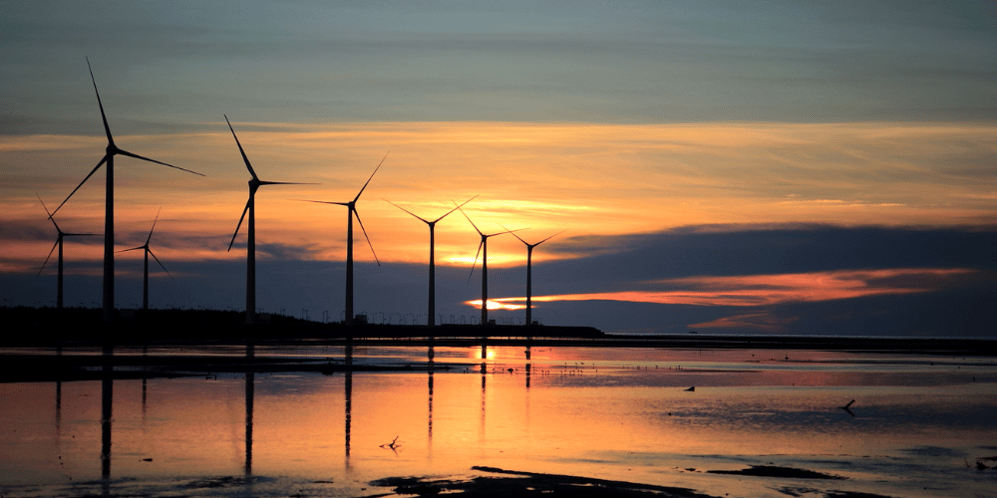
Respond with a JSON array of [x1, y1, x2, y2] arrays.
[[244, 343, 254, 475], [427, 345, 434, 447], [55, 346, 62, 442], [141, 346, 147, 424], [525, 346, 532, 389], [3, 346, 996, 498], [344, 343, 353, 465], [480, 357, 487, 444], [101, 345, 113, 494]]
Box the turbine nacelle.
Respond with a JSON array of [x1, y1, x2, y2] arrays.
[[226, 115, 317, 251]]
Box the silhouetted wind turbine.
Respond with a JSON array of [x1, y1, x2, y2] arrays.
[[457, 205, 521, 325], [505, 227, 565, 326], [386, 195, 478, 327], [304, 154, 387, 326], [38, 194, 97, 310], [50, 58, 204, 323], [119, 208, 171, 311], [225, 115, 316, 325]]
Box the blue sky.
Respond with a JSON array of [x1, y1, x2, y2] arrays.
[[5, 1, 994, 127], [2, 1, 995, 336]]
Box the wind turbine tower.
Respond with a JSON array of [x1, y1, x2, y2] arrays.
[[457, 205, 520, 325], [507, 229, 564, 326], [120, 208, 172, 311], [50, 58, 203, 323], [38, 194, 97, 310], [305, 154, 387, 326], [386, 195, 477, 327], [226, 115, 315, 324]]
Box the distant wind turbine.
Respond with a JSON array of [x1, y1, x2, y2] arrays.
[[37, 194, 98, 310], [50, 57, 204, 323], [119, 208, 171, 311], [457, 205, 522, 325], [505, 227, 565, 326], [304, 154, 387, 326], [226, 115, 316, 324], [386, 195, 478, 327]]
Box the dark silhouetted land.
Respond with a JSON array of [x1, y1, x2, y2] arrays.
[[2, 306, 994, 355]]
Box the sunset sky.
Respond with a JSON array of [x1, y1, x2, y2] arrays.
[[2, 1, 995, 336]]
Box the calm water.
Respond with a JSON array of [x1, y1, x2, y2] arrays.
[[2, 345, 996, 497]]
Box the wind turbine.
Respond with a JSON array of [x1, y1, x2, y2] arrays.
[[505, 227, 565, 326], [304, 154, 387, 326], [226, 115, 316, 325], [385, 195, 478, 327], [49, 57, 204, 323], [37, 194, 97, 310], [119, 208, 171, 311], [456, 205, 521, 326]]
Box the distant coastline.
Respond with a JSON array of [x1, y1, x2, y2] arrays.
[[1, 305, 994, 356]]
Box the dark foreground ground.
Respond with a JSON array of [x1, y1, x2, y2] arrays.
[[3, 305, 994, 351], [363, 465, 902, 498], [3, 464, 919, 498]]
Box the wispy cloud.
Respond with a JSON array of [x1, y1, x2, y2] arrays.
[[492, 268, 975, 308]]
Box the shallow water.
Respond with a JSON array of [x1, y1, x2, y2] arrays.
[[1, 346, 996, 497]]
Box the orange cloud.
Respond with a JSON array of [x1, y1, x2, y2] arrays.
[[487, 268, 975, 308], [688, 312, 799, 332], [4, 121, 995, 274]]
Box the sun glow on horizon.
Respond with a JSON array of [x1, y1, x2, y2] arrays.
[[464, 299, 527, 311], [4, 120, 996, 281]]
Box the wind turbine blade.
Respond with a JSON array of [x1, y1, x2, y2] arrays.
[[50, 155, 108, 217], [117, 246, 144, 253], [224, 115, 258, 181], [353, 151, 388, 203], [302, 200, 350, 207], [499, 222, 528, 245], [468, 240, 483, 283], [455, 204, 483, 236], [86, 57, 114, 146], [258, 180, 317, 186], [63, 232, 99, 237], [228, 197, 251, 251], [39, 240, 59, 276], [116, 148, 205, 176], [353, 209, 380, 266], [384, 199, 430, 224], [536, 229, 567, 246], [434, 194, 478, 223], [36, 193, 53, 218], [494, 227, 527, 237], [145, 208, 162, 246], [149, 249, 173, 279], [37, 193, 63, 232]]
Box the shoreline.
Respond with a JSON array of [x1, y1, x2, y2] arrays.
[[3, 333, 996, 354], [3, 306, 995, 357], [2, 336, 995, 383]]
